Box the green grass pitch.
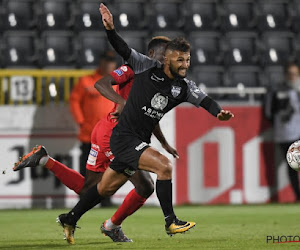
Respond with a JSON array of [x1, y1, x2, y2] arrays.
[[0, 204, 299, 249]]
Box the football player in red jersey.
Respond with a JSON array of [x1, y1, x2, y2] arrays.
[[51, 3, 233, 242], [13, 36, 177, 244]]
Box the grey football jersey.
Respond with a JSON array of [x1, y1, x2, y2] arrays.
[[115, 65, 207, 142], [127, 49, 162, 74]]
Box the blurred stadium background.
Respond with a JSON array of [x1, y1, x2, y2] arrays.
[[0, 0, 299, 209]]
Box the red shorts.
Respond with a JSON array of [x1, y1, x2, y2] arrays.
[[86, 119, 116, 172]]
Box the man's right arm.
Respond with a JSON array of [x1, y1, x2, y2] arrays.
[[99, 3, 159, 74], [94, 65, 134, 120], [94, 74, 125, 106]]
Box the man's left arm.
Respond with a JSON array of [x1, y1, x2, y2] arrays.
[[186, 80, 234, 121], [153, 124, 179, 159], [200, 96, 234, 121]]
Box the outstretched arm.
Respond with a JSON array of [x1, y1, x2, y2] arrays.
[[99, 3, 159, 74], [153, 124, 179, 159], [186, 80, 234, 121], [100, 3, 131, 61], [200, 96, 234, 121]]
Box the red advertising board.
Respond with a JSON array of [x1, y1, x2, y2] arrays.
[[176, 106, 296, 204]]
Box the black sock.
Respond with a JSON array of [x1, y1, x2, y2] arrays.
[[156, 179, 175, 227], [68, 184, 104, 224]]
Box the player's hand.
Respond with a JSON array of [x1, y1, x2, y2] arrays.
[[217, 110, 234, 121], [110, 102, 125, 122], [99, 3, 114, 30], [162, 143, 179, 159]]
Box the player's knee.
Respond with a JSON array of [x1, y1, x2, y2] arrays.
[[98, 185, 116, 197], [135, 178, 154, 198], [157, 156, 172, 179]]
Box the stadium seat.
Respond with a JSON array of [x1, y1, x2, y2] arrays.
[[189, 32, 222, 66], [290, 0, 300, 33], [223, 32, 258, 66], [39, 31, 76, 68], [0, 39, 3, 68], [2, 0, 36, 30], [294, 35, 300, 62], [261, 32, 294, 66], [221, 0, 256, 31], [257, 0, 291, 31], [224, 66, 262, 101], [75, 0, 104, 31], [2, 31, 37, 68], [113, 0, 147, 31], [226, 66, 261, 87], [119, 32, 147, 54], [0, 1, 5, 33], [77, 32, 110, 68], [38, 0, 72, 30], [191, 66, 224, 88], [149, 0, 184, 31], [263, 66, 285, 87], [184, 0, 220, 32]]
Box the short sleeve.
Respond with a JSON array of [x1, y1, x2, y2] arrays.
[[127, 49, 162, 74], [110, 65, 134, 85], [185, 79, 207, 107]]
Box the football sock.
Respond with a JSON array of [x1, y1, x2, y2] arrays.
[[104, 219, 118, 230], [156, 179, 175, 227], [111, 189, 147, 226], [44, 157, 85, 194], [68, 184, 104, 223], [39, 155, 49, 166]]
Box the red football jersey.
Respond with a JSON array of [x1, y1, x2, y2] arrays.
[[106, 65, 134, 124]]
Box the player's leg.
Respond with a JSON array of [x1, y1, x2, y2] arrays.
[[81, 138, 107, 195], [57, 166, 128, 244], [101, 170, 153, 242], [108, 132, 195, 235], [58, 147, 130, 244], [79, 169, 103, 195], [56, 168, 103, 244], [138, 147, 195, 235], [79, 142, 91, 177], [13, 145, 85, 194], [104, 170, 154, 230]]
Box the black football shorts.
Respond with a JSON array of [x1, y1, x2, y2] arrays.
[[109, 128, 150, 177]]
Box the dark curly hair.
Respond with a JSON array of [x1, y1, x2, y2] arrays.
[[165, 37, 190, 52]]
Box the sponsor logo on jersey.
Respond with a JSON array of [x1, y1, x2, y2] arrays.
[[124, 167, 136, 176], [135, 142, 148, 151], [191, 91, 199, 99], [142, 106, 164, 119], [171, 86, 182, 98], [150, 73, 164, 82], [120, 66, 128, 72], [87, 148, 98, 166], [151, 93, 168, 110], [188, 81, 206, 99], [104, 150, 114, 161], [114, 69, 124, 76], [104, 150, 113, 158]]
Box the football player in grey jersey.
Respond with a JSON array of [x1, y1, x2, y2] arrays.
[[55, 3, 234, 241]]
